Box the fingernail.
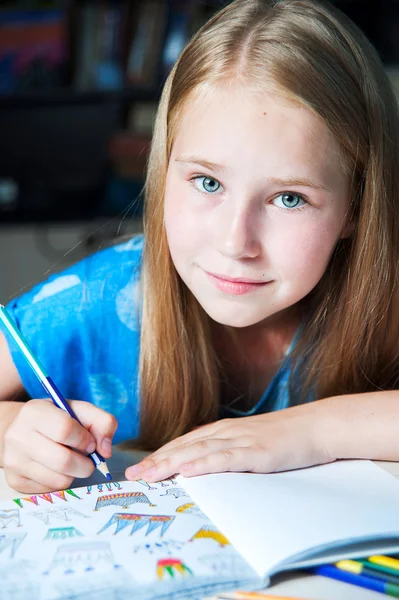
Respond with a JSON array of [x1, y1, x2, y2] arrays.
[[101, 437, 113, 455], [86, 441, 96, 454]]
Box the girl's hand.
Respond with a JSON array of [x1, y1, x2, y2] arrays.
[[3, 399, 117, 493], [125, 404, 335, 482]]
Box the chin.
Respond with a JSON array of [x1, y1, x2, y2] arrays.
[[206, 309, 265, 329]]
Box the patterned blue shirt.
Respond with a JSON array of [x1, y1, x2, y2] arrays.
[[2, 235, 296, 445]]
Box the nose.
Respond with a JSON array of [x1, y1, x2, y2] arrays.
[[218, 202, 262, 260]]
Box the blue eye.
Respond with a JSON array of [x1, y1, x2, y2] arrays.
[[272, 193, 306, 209], [192, 176, 222, 194]]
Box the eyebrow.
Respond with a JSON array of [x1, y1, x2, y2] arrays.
[[174, 155, 332, 193]]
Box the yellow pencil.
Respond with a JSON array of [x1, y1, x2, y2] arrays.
[[368, 555, 399, 572], [217, 592, 313, 600]]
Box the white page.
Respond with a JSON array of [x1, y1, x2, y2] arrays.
[[180, 460, 399, 578]]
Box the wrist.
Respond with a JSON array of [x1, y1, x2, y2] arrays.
[[308, 396, 349, 462]]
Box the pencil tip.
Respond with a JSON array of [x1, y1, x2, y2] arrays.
[[96, 461, 112, 481]]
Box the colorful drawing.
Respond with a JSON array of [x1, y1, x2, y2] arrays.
[[133, 539, 184, 555], [176, 502, 207, 518], [156, 558, 193, 579], [44, 527, 84, 541], [0, 532, 26, 558], [94, 491, 155, 511], [12, 488, 81, 508], [87, 482, 122, 494], [160, 488, 189, 499], [29, 506, 88, 525], [98, 513, 175, 537], [0, 508, 20, 528], [190, 525, 230, 547]]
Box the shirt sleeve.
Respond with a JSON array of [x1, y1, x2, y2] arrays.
[[1, 236, 144, 444]]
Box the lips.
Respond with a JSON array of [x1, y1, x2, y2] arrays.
[[205, 271, 271, 296]]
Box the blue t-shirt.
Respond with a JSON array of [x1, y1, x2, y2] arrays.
[[2, 234, 296, 444]]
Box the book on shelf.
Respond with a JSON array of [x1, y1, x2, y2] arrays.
[[1, 459, 399, 599], [0, 5, 68, 94], [125, 0, 168, 89], [74, 0, 128, 91]]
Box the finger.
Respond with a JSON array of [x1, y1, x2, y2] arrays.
[[126, 437, 248, 482], [177, 445, 272, 477], [26, 432, 95, 479], [132, 421, 233, 474], [69, 400, 118, 458], [31, 401, 98, 455], [6, 460, 74, 494]]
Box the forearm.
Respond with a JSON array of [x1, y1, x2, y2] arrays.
[[314, 391, 399, 462], [0, 401, 24, 466]]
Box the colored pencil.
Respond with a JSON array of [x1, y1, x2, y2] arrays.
[[369, 556, 399, 572], [336, 559, 399, 586], [217, 593, 313, 600], [0, 304, 111, 481], [311, 564, 399, 598], [360, 559, 399, 579]]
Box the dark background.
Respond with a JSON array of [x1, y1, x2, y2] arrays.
[[0, 0, 398, 225]]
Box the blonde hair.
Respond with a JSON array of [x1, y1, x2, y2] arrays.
[[133, 0, 399, 450]]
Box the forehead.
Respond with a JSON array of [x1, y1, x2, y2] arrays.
[[171, 84, 345, 180]]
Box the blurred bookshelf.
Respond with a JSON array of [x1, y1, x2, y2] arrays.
[[0, 0, 398, 225], [0, 0, 227, 224]]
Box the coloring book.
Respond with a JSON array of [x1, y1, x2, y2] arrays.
[[2, 459, 399, 600]]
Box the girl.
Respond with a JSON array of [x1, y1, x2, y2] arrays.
[[1, 0, 399, 494]]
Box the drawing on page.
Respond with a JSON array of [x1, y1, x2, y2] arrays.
[[0, 509, 21, 528], [87, 482, 122, 494], [0, 532, 26, 558], [94, 492, 155, 511], [137, 479, 158, 491], [98, 513, 175, 537], [44, 527, 84, 541], [13, 488, 81, 508], [159, 477, 178, 487], [160, 488, 189, 499], [199, 553, 256, 576], [29, 506, 88, 525], [42, 542, 136, 599], [190, 525, 230, 547], [176, 503, 207, 519], [156, 558, 194, 579], [133, 539, 184, 556], [44, 541, 120, 575]]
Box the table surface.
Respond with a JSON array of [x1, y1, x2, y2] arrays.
[[1, 451, 399, 600]]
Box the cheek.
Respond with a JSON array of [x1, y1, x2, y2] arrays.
[[164, 177, 213, 257], [272, 218, 341, 283]]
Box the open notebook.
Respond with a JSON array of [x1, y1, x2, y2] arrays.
[[1, 459, 399, 600]]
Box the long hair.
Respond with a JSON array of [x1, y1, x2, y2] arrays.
[[134, 0, 399, 450]]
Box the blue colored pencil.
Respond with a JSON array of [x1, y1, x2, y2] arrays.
[[0, 304, 111, 481], [311, 565, 399, 598]]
